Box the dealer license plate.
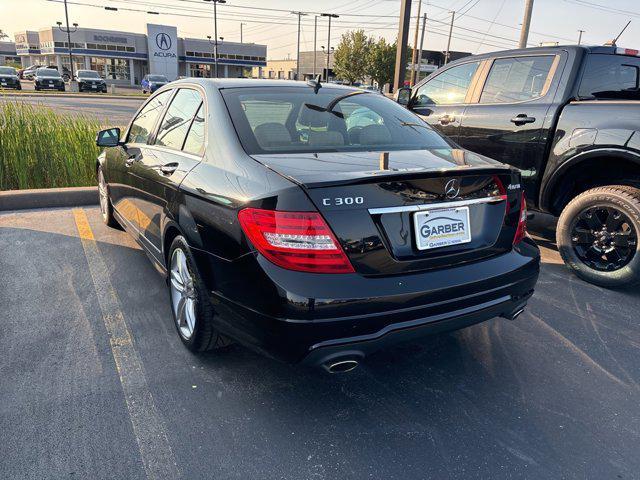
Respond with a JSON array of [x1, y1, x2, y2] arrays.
[[414, 206, 471, 250]]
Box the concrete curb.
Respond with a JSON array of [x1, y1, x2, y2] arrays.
[[1, 92, 145, 101], [0, 187, 99, 211]]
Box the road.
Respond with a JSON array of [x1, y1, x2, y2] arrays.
[[0, 93, 143, 125], [1, 207, 639, 479]]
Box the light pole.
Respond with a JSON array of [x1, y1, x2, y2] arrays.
[[291, 11, 307, 80], [56, 0, 78, 80], [518, 0, 534, 49], [204, 0, 226, 78], [313, 16, 318, 78], [320, 13, 339, 81], [577, 29, 584, 45], [444, 10, 454, 65], [240, 22, 245, 43], [320, 46, 334, 81]]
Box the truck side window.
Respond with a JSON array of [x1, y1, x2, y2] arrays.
[[578, 54, 640, 100], [479, 56, 555, 104], [413, 62, 480, 106]]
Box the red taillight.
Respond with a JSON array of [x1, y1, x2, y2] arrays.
[[237, 208, 355, 274], [616, 47, 640, 57], [513, 192, 528, 245]]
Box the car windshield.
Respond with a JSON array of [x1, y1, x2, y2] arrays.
[[221, 86, 451, 155], [0, 67, 16, 75], [78, 71, 100, 78], [38, 69, 60, 77], [148, 75, 168, 82]]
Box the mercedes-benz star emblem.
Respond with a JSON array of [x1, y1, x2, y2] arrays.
[[444, 179, 461, 199], [156, 32, 172, 51]]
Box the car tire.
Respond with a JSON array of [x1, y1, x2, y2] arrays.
[[557, 185, 640, 288], [97, 167, 119, 229], [167, 235, 233, 353]]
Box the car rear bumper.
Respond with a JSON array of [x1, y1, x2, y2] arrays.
[[198, 239, 540, 364]]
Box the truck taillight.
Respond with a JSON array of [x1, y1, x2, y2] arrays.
[[513, 192, 528, 245], [238, 208, 355, 274]]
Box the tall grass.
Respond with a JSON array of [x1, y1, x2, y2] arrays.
[[0, 101, 101, 190]]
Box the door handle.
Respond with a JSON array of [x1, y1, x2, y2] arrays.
[[510, 114, 536, 125], [160, 163, 179, 175], [125, 154, 140, 167], [439, 114, 455, 125]]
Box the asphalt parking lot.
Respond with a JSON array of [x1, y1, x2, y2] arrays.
[[1, 207, 639, 480], [0, 84, 143, 125]]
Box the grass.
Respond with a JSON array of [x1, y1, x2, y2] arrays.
[[0, 100, 101, 190]]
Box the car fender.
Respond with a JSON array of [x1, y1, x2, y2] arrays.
[[539, 147, 640, 212]]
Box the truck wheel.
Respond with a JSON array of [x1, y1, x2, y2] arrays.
[[557, 186, 640, 287]]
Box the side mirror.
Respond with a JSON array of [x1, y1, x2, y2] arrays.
[[96, 127, 121, 147], [395, 87, 412, 106]]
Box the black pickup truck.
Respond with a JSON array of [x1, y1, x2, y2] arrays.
[[397, 45, 640, 287]]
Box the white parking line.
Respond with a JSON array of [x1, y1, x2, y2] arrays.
[[73, 208, 181, 480]]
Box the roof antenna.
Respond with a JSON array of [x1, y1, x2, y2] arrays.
[[605, 20, 631, 47], [306, 74, 322, 94]]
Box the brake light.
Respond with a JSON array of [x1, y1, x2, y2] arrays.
[[513, 192, 528, 245], [237, 208, 355, 274], [616, 47, 640, 57]]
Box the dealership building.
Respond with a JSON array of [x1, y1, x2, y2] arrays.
[[8, 24, 266, 85]]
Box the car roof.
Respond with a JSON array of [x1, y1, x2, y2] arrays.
[[168, 77, 362, 91], [443, 45, 631, 68]]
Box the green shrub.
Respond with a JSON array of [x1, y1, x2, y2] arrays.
[[0, 101, 101, 190]]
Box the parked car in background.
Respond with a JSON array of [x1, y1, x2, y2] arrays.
[[33, 68, 65, 91], [46, 65, 72, 82], [0, 66, 22, 90], [75, 70, 107, 93], [95, 79, 539, 371], [397, 45, 640, 287], [141, 74, 169, 94], [21, 65, 40, 80]]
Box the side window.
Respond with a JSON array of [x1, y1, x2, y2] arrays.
[[479, 55, 555, 104], [183, 104, 206, 156], [155, 89, 203, 150], [128, 90, 172, 144], [414, 61, 480, 106], [578, 54, 640, 100]]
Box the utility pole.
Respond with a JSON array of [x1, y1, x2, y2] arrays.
[[393, 0, 412, 92], [444, 10, 454, 65], [292, 11, 307, 80], [204, 0, 226, 78], [415, 13, 427, 84], [57, 0, 78, 80], [321, 13, 339, 81], [409, 0, 422, 86], [240, 22, 245, 43], [518, 0, 534, 49], [313, 15, 318, 78], [577, 29, 584, 45]]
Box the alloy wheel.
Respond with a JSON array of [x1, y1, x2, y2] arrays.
[[98, 169, 108, 220], [170, 248, 197, 339], [570, 205, 638, 271]]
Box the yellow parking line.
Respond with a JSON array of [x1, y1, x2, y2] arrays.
[[72, 208, 181, 480]]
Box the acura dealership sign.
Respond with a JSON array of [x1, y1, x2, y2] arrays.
[[146, 24, 178, 80]]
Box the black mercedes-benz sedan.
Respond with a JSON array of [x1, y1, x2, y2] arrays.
[[96, 78, 539, 372]]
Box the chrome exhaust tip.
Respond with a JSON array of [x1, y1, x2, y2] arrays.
[[503, 307, 525, 321], [323, 359, 360, 373]]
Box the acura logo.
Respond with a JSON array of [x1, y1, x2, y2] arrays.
[[156, 32, 172, 51], [444, 179, 461, 199]]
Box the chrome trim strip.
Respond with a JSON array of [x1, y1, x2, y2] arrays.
[[368, 195, 506, 215]]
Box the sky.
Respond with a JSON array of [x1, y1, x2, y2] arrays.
[[1, 0, 639, 60]]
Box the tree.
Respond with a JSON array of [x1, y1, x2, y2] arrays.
[[366, 37, 396, 92], [332, 30, 371, 84], [0, 30, 9, 41]]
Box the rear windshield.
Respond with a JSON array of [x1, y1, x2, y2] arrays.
[[78, 70, 100, 78], [578, 54, 640, 100], [221, 87, 451, 154], [148, 75, 168, 82], [0, 67, 16, 75], [38, 69, 60, 77]]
